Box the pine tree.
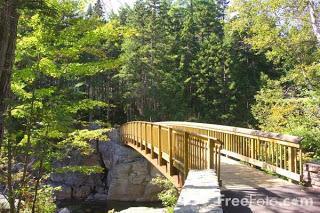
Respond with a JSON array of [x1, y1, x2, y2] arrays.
[[87, 3, 93, 17], [93, 0, 104, 18]]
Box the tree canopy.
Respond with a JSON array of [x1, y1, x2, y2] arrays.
[[0, 0, 320, 212]]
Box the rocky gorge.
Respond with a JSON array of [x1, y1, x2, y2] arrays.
[[50, 129, 164, 204]]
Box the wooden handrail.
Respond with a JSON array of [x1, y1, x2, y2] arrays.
[[120, 121, 222, 187], [158, 121, 303, 144], [158, 121, 303, 182]]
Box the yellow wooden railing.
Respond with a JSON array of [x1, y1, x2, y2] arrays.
[[120, 121, 223, 187], [159, 121, 303, 182]]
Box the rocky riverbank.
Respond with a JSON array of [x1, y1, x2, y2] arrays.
[[50, 129, 163, 203]]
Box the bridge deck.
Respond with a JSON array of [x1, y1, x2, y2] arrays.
[[221, 156, 320, 213]]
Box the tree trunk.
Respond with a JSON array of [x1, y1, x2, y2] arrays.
[[309, 0, 320, 45], [17, 89, 36, 212], [31, 158, 43, 213], [7, 134, 15, 213], [0, 0, 19, 149]]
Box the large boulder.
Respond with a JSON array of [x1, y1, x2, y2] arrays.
[[51, 129, 163, 202], [57, 208, 71, 213], [119, 207, 165, 213], [54, 185, 72, 200], [50, 148, 107, 200], [99, 133, 163, 201], [0, 195, 19, 212]]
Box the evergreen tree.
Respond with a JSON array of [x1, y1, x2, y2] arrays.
[[87, 3, 93, 17], [93, 0, 104, 18]]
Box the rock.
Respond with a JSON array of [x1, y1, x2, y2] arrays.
[[150, 166, 162, 178], [107, 159, 162, 201], [12, 163, 24, 172], [85, 194, 95, 201], [95, 186, 107, 194], [119, 207, 165, 213], [306, 163, 320, 172], [141, 182, 162, 202], [58, 208, 71, 213], [99, 130, 164, 201], [94, 193, 108, 201], [0, 195, 10, 211], [73, 185, 92, 199], [0, 195, 19, 211], [54, 185, 72, 200], [51, 128, 163, 202]]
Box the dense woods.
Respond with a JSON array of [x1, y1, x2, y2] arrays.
[[0, 0, 320, 212]]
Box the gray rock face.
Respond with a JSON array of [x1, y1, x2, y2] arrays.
[[119, 207, 165, 213], [51, 129, 163, 202], [0, 195, 10, 211], [0, 195, 19, 212], [98, 130, 163, 201], [106, 160, 162, 201], [175, 170, 223, 213], [57, 207, 71, 213], [50, 149, 107, 200]]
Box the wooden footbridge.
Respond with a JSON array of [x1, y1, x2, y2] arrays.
[[120, 121, 303, 187], [120, 121, 320, 212], [120, 121, 223, 188]]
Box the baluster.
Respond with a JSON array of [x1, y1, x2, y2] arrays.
[[150, 124, 155, 158], [183, 132, 189, 178], [145, 123, 148, 154], [158, 126, 162, 165], [168, 127, 173, 175]]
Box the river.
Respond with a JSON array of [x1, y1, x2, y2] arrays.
[[57, 200, 163, 212]]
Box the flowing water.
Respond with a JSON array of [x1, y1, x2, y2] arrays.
[[57, 200, 163, 213]]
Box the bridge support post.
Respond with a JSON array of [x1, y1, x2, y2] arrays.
[[168, 127, 174, 175], [134, 122, 137, 146], [288, 147, 295, 183], [217, 144, 221, 185], [207, 138, 214, 169], [150, 124, 155, 159], [145, 123, 148, 154], [183, 132, 189, 180], [140, 122, 143, 148], [250, 138, 254, 159], [158, 126, 163, 165]]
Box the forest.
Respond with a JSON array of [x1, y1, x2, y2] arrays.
[[0, 0, 320, 212]]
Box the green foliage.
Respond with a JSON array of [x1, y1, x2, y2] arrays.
[[55, 165, 104, 175], [252, 76, 320, 158], [59, 128, 109, 155], [230, 0, 320, 158], [152, 177, 179, 207], [2, 0, 320, 211], [22, 185, 58, 213], [1, 1, 122, 211]]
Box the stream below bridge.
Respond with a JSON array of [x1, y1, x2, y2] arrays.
[[57, 200, 163, 213]]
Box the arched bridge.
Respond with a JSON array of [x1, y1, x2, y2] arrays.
[[120, 121, 223, 188], [120, 121, 320, 212]]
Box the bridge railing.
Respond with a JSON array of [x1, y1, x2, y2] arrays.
[[120, 121, 222, 186], [159, 122, 303, 182]]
